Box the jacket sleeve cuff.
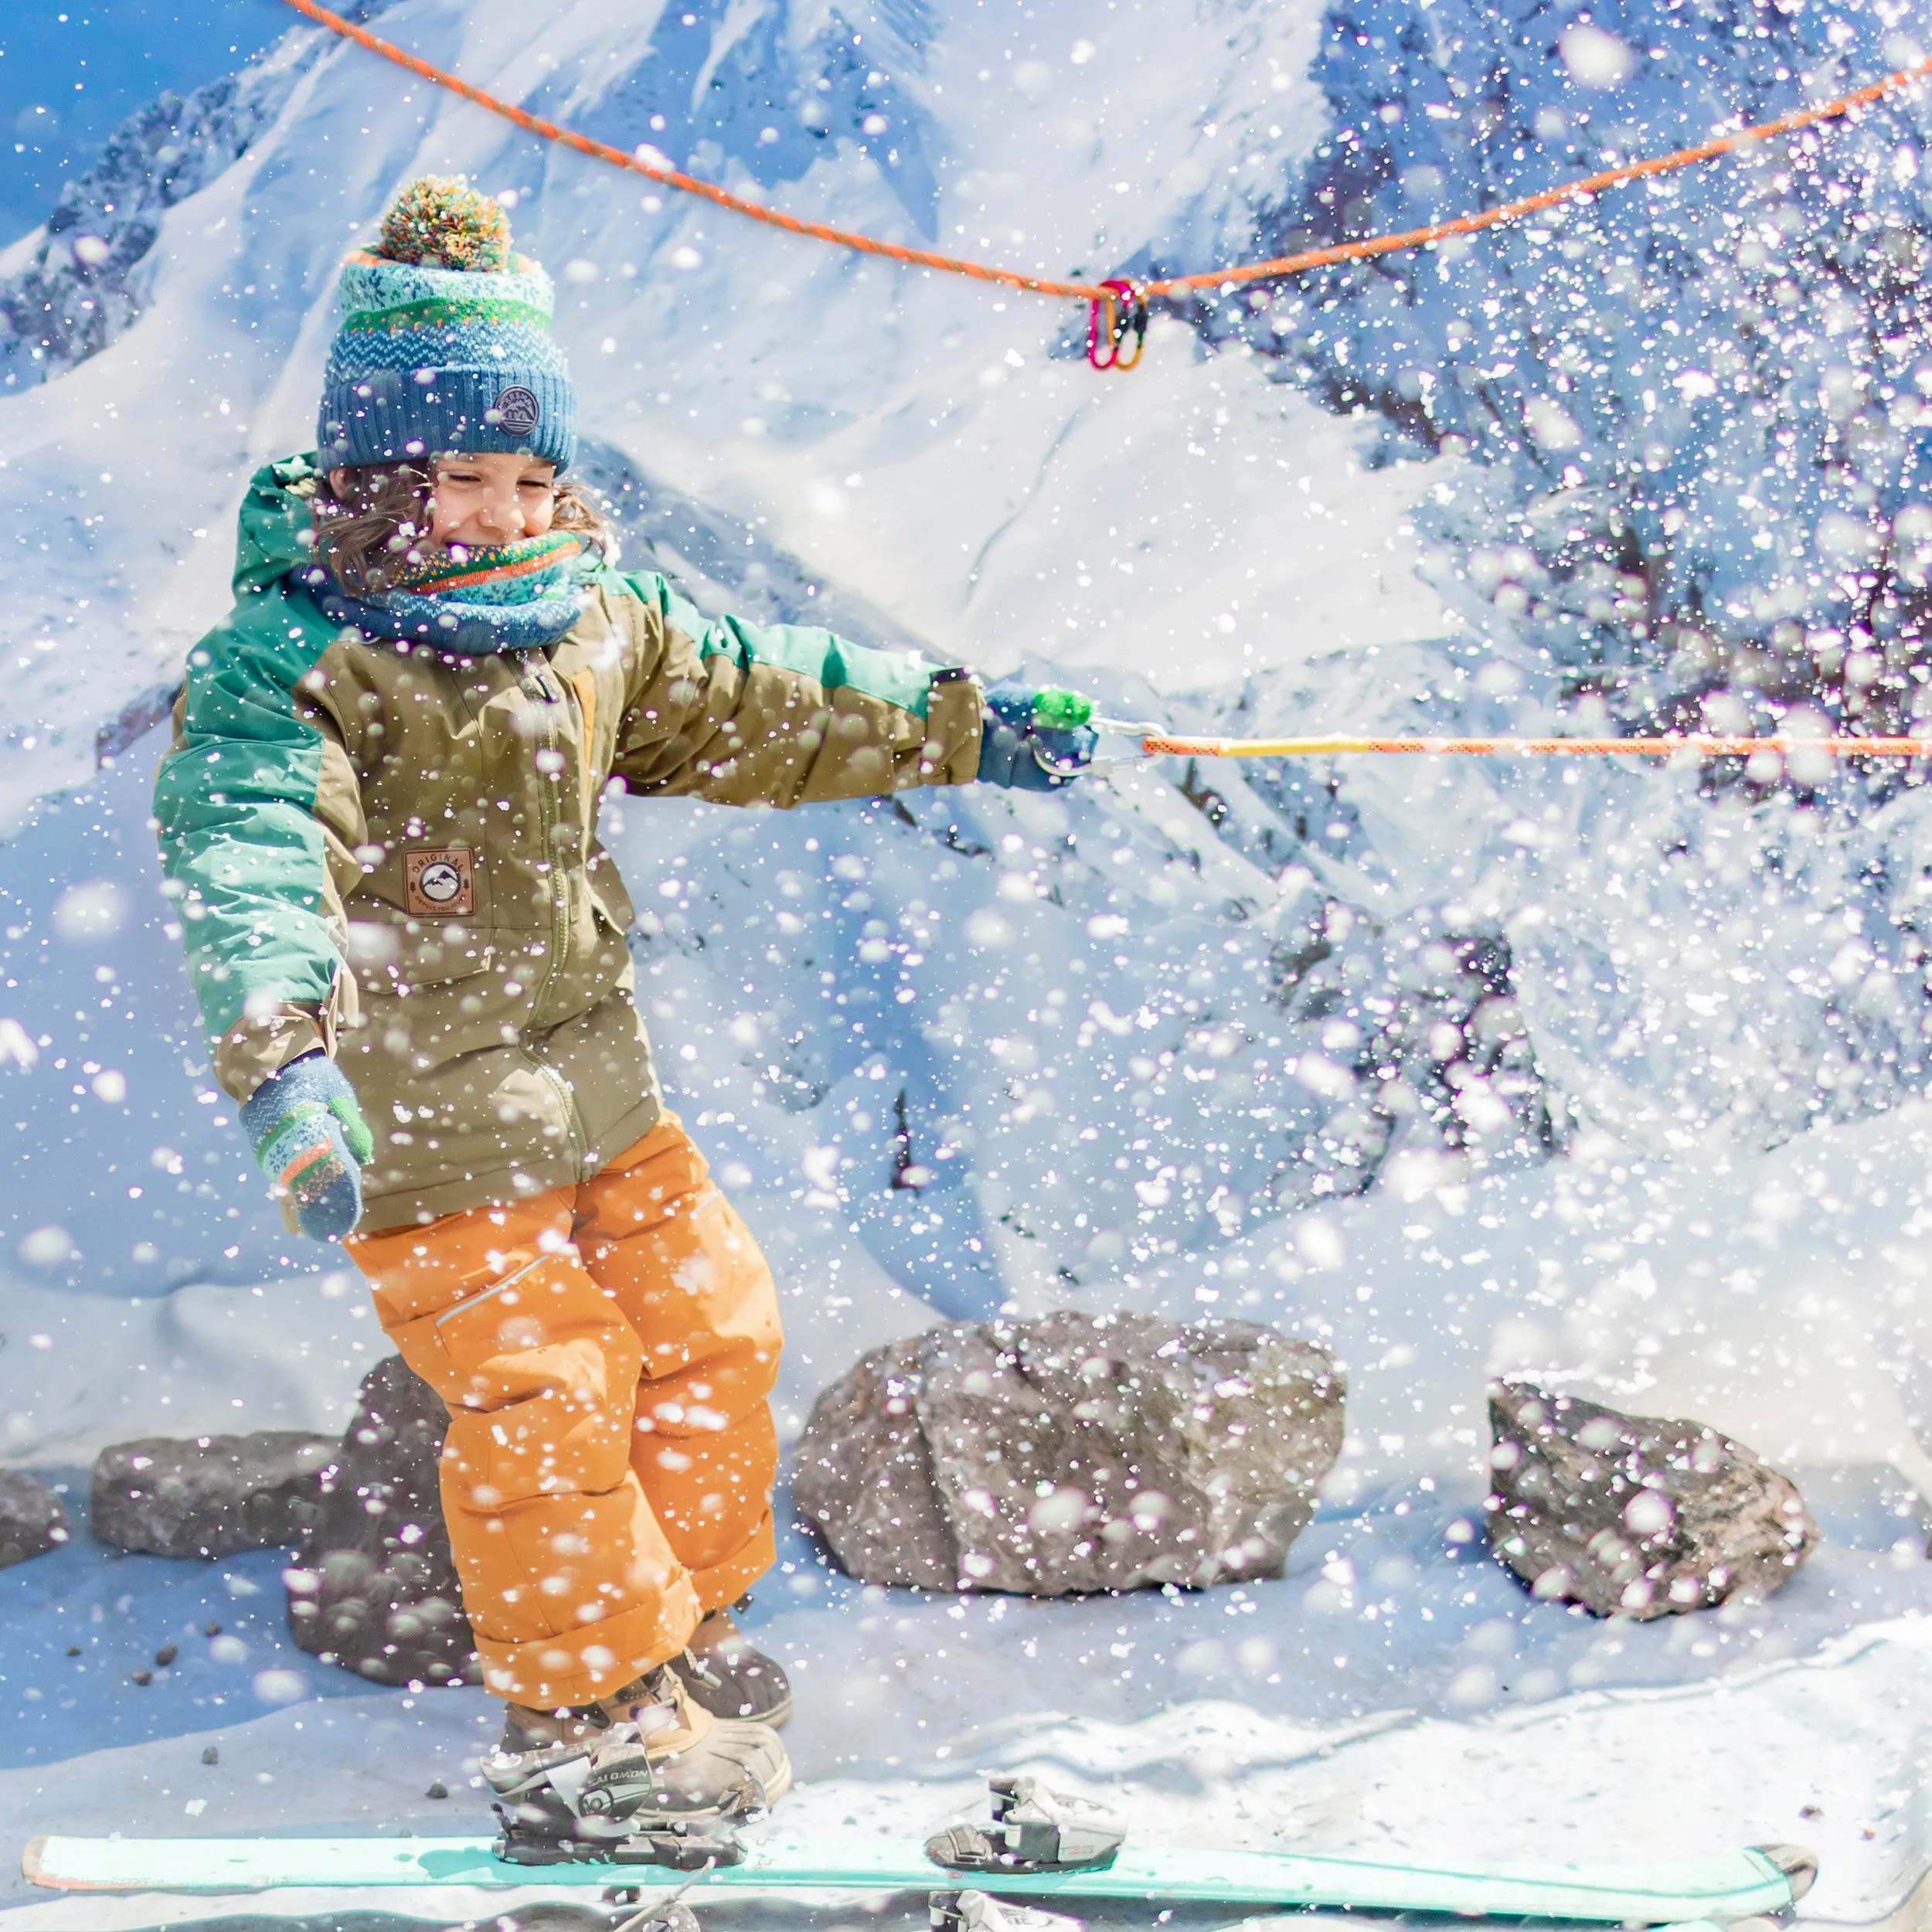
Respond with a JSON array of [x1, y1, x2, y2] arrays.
[[919, 672, 985, 787], [211, 1005, 329, 1105]]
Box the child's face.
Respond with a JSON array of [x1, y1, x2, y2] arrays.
[[332, 451, 559, 551], [429, 452, 558, 548]]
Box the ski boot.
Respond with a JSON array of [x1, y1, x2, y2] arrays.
[[484, 1662, 790, 1866], [672, 1601, 793, 1728]]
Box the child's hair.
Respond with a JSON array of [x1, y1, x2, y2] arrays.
[[313, 461, 614, 594]]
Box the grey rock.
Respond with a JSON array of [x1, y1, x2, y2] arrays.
[[794, 1311, 1345, 1594], [285, 1354, 480, 1689], [90, 1432, 335, 1560], [0, 1469, 70, 1568], [1485, 1379, 1818, 1617]]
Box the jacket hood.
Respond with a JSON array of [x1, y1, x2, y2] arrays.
[[234, 454, 325, 598]]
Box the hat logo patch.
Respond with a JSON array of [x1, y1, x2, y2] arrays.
[[491, 385, 541, 436]]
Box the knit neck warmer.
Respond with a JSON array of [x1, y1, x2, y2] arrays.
[[318, 531, 592, 655]]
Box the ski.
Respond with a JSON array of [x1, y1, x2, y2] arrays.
[[23, 1777, 1815, 1925]]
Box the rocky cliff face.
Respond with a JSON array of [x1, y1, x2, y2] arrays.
[[0, 36, 318, 392], [0, 0, 947, 397], [1232, 0, 1932, 723]]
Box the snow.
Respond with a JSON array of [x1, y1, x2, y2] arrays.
[[5, 0, 1932, 1923], [5, 1478, 1932, 1927]]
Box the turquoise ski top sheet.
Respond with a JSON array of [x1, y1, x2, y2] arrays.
[[23, 1829, 1804, 1923]]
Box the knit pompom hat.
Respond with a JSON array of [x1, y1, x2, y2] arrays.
[[316, 177, 577, 472]]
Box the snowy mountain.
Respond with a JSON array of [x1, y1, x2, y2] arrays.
[[1216, 0, 1932, 1151], [0, 38, 318, 399], [6, 0, 1932, 1920]]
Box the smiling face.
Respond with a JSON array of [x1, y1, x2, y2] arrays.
[[328, 451, 558, 553]]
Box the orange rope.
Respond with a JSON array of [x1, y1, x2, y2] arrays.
[[283, 0, 1932, 325], [1143, 733, 1932, 758], [278, 0, 1101, 301], [1138, 62, 1932, 298]]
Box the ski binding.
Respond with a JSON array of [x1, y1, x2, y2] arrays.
[[932, 1887, 1086, 1932], [493, 1815, 745, 1871], [926, 1777, 1128, 1876]]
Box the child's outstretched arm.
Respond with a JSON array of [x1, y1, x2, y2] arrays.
[[605, 572, 985, 805]]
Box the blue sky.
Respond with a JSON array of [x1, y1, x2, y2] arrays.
[[0, 0, 282, 242]]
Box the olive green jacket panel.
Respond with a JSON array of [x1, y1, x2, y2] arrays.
[[174, 566, 982, 1233], [607, 572, 984, 805], [271, 624, 657, 1231]]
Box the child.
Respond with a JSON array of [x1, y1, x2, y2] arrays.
[[154, 178, 1096, 1855]]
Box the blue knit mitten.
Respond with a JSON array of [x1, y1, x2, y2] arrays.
[[240, 1053, 374, 1242], [977, 682, 1100, 791]]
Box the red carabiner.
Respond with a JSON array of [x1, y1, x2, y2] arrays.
[[1087, 278, 1148, 372]]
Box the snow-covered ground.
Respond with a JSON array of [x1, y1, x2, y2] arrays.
[[6, 0, 1932, 1925]]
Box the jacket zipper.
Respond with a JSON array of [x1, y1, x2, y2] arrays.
[[517, 664, 591, 1173]]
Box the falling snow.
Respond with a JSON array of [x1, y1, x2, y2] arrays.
[[4, 0, 1932, 1923]]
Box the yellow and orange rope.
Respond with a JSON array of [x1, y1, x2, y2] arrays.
[[1140, 733, 1932, 760], [283, 0, 1932, 351]]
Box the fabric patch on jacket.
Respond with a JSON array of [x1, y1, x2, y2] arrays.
[[406, 848, 474, 917]]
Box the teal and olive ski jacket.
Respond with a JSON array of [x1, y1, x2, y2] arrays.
[[155, 455, 984, 1232]]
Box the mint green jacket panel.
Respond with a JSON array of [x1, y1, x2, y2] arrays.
[[647, 572, 937, 716], [152, 458, 362, 1085]]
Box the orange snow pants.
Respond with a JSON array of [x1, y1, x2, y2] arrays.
[[345, 1118, 781, 1711]]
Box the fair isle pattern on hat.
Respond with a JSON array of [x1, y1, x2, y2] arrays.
[[316, 179, 577, 471]]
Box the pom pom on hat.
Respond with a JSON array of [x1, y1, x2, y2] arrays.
[[317, 177, 576, 470], [376, 175, 513, 273]]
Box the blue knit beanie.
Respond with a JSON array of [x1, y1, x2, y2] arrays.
[[316, 178, 577, 472]]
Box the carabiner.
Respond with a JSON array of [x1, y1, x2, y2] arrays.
[[1087, 278, 1149, 372]]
